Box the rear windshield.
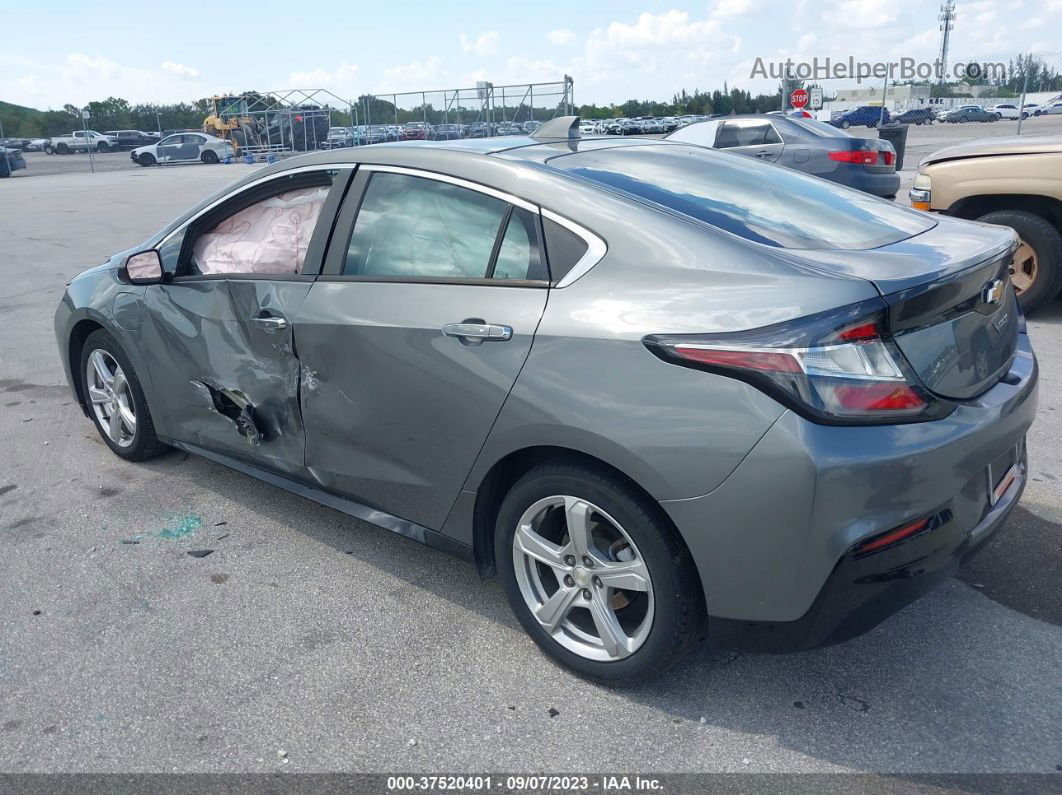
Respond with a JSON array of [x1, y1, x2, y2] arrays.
[[550, 144, 933, 250]]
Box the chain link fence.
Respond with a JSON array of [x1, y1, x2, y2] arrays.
[[357, 78, 574, 135], [800, 53, 1062, 169]]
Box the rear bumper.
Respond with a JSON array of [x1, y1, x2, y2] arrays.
[[828, 168, 900, 197], [709, 451, 1026, 652], [661, 331, 1038, 640]]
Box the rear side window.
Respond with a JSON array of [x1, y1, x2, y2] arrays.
[[541, 217, 588, 282], [715, 120, 779, 148], [491, 208, 547, 281], [342, 172, 547, 281], [551, 145, 934, 251], [345, 173, 507, 278]]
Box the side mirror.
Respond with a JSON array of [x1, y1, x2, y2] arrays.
[[122, 250, 164, 284]]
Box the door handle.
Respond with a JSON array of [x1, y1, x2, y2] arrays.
[[442, 322, 512, 341], [250, 315, 288, 331], [753, 150, 772, 158]]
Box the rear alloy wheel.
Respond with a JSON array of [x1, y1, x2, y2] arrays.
[[80, 330, 166, 461], [978, 209, 1062, 313], [56, 143, 69, 154], [138, 152, 156, 167], [201, 149, 219, 164], [496, 462, 703, 684], [840, 120, 851, 129]]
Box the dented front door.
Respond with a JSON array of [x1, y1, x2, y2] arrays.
[[141, 278, 313, 475]]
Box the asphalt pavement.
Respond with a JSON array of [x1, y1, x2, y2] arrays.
[[0, 164, 1060, 775]]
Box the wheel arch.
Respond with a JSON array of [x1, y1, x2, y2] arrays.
[[468, 445, 692, 582], [947, 193, 1062, 228], [68, 318, 106, 415]]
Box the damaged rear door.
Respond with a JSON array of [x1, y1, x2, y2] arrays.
[[140, 166, 352, 475], [294, 166, 549, 530]]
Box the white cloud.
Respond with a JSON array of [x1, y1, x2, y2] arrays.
[[547, 28, 577, 45], [287, 61, 359, 88], [821, 0, 897, 30], [459, 31, 499, 57], [583, 10, 740, 86], [711, 0, 762, 19], [380, 56, 446, 93], [66, 53, 121, 80], [160, 61, 199, 79]]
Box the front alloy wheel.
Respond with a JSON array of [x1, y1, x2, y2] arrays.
[[79, 329, 166, 461], [86, 349, 136, 447], [512, 495, 654, 661]]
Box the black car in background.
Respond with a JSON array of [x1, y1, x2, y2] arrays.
[[1, 147, 27, 176], [434, 124, 464, 140], [893, 108, 936, 125], [103, 130, 156, 150], [362, 126, 391, 145]]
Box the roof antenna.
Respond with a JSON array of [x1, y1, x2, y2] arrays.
[[530, 116, 580, 142]]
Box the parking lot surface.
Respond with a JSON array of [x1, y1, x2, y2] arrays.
[[1, 166, 1060, 774]]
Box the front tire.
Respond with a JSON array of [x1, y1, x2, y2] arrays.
[[80, 330, 166, 461], [840, 120, 851, 129], [495, 461, 704, 684], [977, 209, 1062, 313], [97, 142, 109, 152], [138, 152, 156, 167]]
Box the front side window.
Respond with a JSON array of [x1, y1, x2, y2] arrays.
[[343, 173, 508, 279], [189, 177, 332, 276]]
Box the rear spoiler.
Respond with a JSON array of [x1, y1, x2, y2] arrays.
[[531, 116, 581, 142]]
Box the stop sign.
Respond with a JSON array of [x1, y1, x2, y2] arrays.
[[790, 89, 809, 109]]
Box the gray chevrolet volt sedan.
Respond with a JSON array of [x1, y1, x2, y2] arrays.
[[55, 117, 1037, 683]]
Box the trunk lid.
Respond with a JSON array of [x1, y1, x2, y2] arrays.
[[786, 215, 1020, 400]]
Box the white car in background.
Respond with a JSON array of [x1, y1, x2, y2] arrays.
[[47, 130, 119, 154], [131, 132, 234, 167], [1041, 101, 1062, 116], [987, 103, 1022, 120]]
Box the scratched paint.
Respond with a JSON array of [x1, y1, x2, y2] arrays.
[[156, 515, 203, 540]]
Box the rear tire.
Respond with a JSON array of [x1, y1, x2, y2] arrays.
[[495, 461, 704, 685], [840, 120, 851, 129], [977, 209, 1062, 313], [79, 329, 166, 461], [97, 142, 109, 152], [201, 149, 219, 164], [56, 143, 69, 154]]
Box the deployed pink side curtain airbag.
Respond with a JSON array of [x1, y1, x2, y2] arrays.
[[192, 186, 329, 276]]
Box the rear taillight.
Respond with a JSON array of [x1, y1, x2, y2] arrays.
[[882, 150, 895, 166], [828, 150, 876, 165], [644, 299, 955, 426]]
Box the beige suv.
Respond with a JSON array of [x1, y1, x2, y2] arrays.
[[911, 135, 1062, 312]]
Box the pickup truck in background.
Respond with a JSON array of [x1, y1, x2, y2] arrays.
[[46, 130, 120, 154]]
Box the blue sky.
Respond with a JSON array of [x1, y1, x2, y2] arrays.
[[5, 0, 1060, 110]]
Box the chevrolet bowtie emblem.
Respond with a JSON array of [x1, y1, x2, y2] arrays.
[[982, 279, 1006, 306]]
